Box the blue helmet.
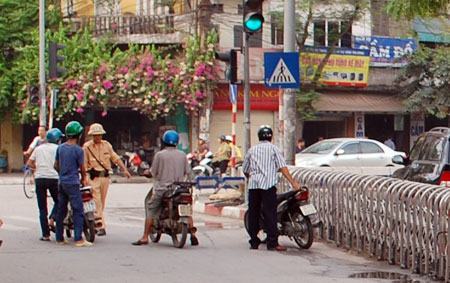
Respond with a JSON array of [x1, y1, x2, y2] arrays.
[[162, 130, 179, 146], [46, 128, 64, 144]]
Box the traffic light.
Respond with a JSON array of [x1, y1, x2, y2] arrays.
[[215, 49, 238, 84], [48, 41, 66, 79], [28, 85, 40, 105], [243, 0, 264, 33]]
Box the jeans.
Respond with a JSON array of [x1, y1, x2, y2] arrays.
[[56, 183, 84, 242], [35, 178, 59, 237], [247, 187, 278, 249]]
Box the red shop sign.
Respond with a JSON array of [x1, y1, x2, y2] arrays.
[[213, 84, 279, 111]]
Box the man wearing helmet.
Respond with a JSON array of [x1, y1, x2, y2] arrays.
[[27, 128, 64, 241], [83, 123, 131, 236], [132, 130, 198, 246], [243, 125, 300, 251], [212, 135, 232, 174], [54, 121, 92, 247]]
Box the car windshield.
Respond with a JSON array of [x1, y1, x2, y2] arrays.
[[410, 135, 446, 162], [302, 141, 341, 154]]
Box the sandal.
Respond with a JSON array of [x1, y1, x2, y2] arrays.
[[40, 237, 51, 241], [49, 224, 56, 233], [131, 239, 149, 246]]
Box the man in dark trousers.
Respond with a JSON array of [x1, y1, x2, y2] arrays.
[[243, 125, 301, 251]]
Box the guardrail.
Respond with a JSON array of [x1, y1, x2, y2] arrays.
[[278, 167, 450, 281]]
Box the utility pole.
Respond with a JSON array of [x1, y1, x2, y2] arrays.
[[243, 32, 251, 153], [39, 0, 46, 127], [283, 0, 296, 164]]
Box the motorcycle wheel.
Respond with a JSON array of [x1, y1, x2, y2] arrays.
[[149, 230, 161, 243], [83, 218, 96, 243], [291, 212, 313, 249], [171, 223, 188, 248]]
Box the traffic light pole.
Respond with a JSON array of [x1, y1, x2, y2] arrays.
[[243, 32, 251, 154], [283, 0, 296, 165], [39, 0, 47, 127]]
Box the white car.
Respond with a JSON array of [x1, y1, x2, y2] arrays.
[[295, 138, 407, 176]]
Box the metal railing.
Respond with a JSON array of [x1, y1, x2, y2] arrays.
[[278, 167, 450, 281]]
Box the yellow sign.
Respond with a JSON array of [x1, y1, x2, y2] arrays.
[[300, 47, 370, 87]]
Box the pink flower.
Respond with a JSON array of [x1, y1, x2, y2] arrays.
[[195, 91, 204, 99], [118, 67, 129, 75], [123, 83, 129, 90], [101, 111, 107, 117], [89, 95, 96, 101], [195, 63, 206, 77], [146, 67, 154, 80], [102, 80, 113, 90], [65, 80, 78, 89], [76, 91, 85, 101], [97, 64, 108, 76], [76, 107, 84, 113]]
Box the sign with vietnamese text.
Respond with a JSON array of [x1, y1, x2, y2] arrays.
[[354, 36, 417, 67], [355, 112, 365, 138], [300, 47, 370, 88], [213, 84, 279, 111]]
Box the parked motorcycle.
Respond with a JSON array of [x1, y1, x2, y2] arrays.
[[122, 151, 150, 176], [148, 182, 196, 248], [244, 187, 319, 249], [192, 152, 221, 177], [64, 186, 96, 243]]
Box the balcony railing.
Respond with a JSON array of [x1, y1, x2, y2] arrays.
[[77, 15, 175, 37]]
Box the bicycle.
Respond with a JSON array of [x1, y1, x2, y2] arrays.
[[23, 165, 35, 199]]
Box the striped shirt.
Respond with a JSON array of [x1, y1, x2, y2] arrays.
[[243, 141, 287, 190]]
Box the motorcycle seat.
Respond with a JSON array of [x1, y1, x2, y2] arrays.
[[276, 190, 297, 204]]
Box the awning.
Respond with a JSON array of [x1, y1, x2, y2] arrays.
[[413, 18, 450, 44], [313, 93, 406, 113]]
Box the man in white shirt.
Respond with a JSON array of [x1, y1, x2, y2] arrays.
[[27, 128, 63, 241], [24, 125, 47, 157]]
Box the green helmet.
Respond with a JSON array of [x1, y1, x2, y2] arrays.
[[65, 121, 83, 138]]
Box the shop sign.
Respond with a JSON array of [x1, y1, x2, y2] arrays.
[[300, 47, 370, 88], [213, 83, 279, 111], [355, 112, 365, 138], [354, 36, 417, 67], [410, 112, 425, 149]]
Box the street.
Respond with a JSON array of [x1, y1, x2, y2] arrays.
[[0, 183, 425, 283]]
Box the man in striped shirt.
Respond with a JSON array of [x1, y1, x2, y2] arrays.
[[243, 125, 300, 251]]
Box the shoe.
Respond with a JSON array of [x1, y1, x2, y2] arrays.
[[75, 240, 93, 247], [267, 245, 287, 251], [57, 239, 69, 245], [49, 223, 56, 233], [131, 239, 148, 246], [190, 235, 199, 246], [250, 245, 259, 250], [40, 237, 51, 242], [97, 229, 106, 236]]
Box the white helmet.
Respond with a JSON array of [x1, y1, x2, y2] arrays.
[[225, 135, 233, 142]]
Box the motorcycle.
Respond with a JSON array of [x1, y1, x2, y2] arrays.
[[122, 151, 150, 176], [147, 182, 196, 249], [244, 187, 320, 249], [192, 152, 221, 177], [64, 186, 96, 243]]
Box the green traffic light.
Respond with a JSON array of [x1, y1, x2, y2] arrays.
[[244, 13, 264, 33]]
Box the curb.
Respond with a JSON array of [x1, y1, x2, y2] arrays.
[[194, 201, 246, 220]]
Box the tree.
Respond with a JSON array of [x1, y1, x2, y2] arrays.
[[386, 0, 449, 20]]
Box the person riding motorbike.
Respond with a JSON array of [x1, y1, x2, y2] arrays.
[[225, 135, 243, 167], [211, 135, 231, 174], [132, 130, 198, 246]]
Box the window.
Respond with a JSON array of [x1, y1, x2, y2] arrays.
[[313, 20, 352, 48], [341, 143, 360, 155], [361, 142, 384, 154], [233, 25, 262, 48], [271, 23, 284, 45]]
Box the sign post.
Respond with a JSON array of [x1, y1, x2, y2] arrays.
[[229, 84, 238, 177]]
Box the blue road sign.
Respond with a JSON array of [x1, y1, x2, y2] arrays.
[[229, 84, 237, 104], [264, 52, 300, 89]]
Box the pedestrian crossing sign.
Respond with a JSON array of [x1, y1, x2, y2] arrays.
[[264, 52, 300, 89]]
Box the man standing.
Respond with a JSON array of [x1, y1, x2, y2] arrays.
[[243, 125, 300, 251], [83, 123, 131, 236], [55, 121, 92, 247], [27, 128, 63, 241], [24, 125, 47, 157], [132, 130, 198, 246], [295, 138, 305, 154]]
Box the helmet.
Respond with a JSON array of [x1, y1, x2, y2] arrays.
[[65, 121, 84, 138], [219, 135, 226, 142], [88, 123, 106, 136], [225, 135, 233, 142], [46, 128, 64, 144], [162, 130, 179, 146], [257, 125, 273, 141]]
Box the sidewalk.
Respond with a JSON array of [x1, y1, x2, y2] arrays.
[[193, 191, 246, 220], [0, 173, 151, 185]]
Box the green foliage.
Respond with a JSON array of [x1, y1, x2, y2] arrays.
[[386, 0, 449, 20], [296, 90, 319, 121], [398, 46, 450, 118]]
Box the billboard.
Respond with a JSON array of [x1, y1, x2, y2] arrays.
[[354, 36, 417, 67], [300, 47, 370, 88], [213, 83, 279, 111]]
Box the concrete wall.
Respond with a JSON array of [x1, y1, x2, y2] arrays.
[[0, 114, 23, 172]]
